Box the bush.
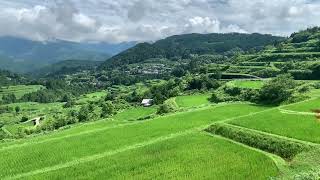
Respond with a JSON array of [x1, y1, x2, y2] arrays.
[[258, 74, 296, 105], [209, 85, 242, 103], [101, 101, 115, 118], [0, 129, 6, 140], [239, 89, 260, 102], [313, 82, 320, 89], [294, 169, 320, 180], [206, 123, 311, 160], [20, 116, 29, 123], [63, 100, 76, 108], [157, 99, 178, 114]]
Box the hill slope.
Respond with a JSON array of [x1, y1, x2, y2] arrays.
[[31, 60, 102, 78], [100, 33, 284, 69]]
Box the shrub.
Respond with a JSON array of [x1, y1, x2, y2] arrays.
[[258, 74, 296, 105], [63, 100, 76, 108], [294, 169, 320, 180], [206, 123, 311, 160], [101, 101, 115, 118], [157, 99, 178, 114], [20, 116, 29, 123], [15, 106, 21, 114], [239, 89, 260, 102], [0, 129, 6, 140]]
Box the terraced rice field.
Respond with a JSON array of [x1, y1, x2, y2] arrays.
[[0, 103, 275, 179], [175, 94, 211, 108], [27, 134, 278, 180], [112, 107, 157, 121], [228, 80, 265, 89], [228, 100, 320, 143], [280, 98, 320, 113], [0, 85, 44, 99]]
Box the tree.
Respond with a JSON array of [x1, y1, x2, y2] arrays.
[[77, 105, 91, 122], [63, 99, 75, 108], [2, 93, 16, 104], [20, 116, 29, 123], [61, 94, 71, 102], [0, 121, 4, 128], [259, 74, 296, 104], [101, 101, 115, 118], [171, 67, 186, 77], [15, 106, 21, 114]]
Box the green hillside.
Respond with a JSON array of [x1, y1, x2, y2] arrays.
[[234, 27, 320, 79], [31, 60, 103, 78], [100, 33, 283, 69]]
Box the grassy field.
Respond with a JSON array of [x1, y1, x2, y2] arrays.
[[0, 102, 64, 124], [27, 133, 278, 180], [0, 85, 44, 99], [175, 94, 211, 108], [0, 103, 273, 179], [228, 107, 320, 143], [112, 107, 157, 121], [76, 91, 106, 104], [281, 98, 320, 112], [228, 80, 265, 89]]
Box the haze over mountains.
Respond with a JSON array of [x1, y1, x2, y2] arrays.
[[0, 36, 136, 73]]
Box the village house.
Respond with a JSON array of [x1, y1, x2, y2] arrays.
[[141, 99, 154, 107], [31, 117, 44, 126]]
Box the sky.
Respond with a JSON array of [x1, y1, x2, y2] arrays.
[[0, 0, 319, 43]]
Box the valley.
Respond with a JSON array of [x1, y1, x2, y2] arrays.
[[1, 27, 320, 179]]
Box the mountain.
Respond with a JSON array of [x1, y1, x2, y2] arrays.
[[100, 32, 284, 69], [0, 36, 136, 73], [31, 60, 102, 78]]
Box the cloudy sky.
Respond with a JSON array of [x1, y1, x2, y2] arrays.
[[0, 0, 319, 43]]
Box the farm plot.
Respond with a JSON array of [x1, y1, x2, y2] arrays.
[[27, 133, 278, 180], [280, 98, 320, 113], [112, 107, 157, 121], [228, 108, 320, 144], [228, 80, 265, 89], [0, 85, 44, 99], [0, 103, 269, 179], [0, 102, 64, 125], [76, 91, 106, 104], [175, 94, 211, 108]]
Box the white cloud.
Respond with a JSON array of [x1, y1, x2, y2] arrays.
[[0, 0, 319, 43], [184, 16, 221, 33]]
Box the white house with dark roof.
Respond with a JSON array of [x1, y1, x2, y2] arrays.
[[141, 99, 153, 107]]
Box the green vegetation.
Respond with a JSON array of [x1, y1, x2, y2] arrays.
[[175, 94, 210, 108], [0, 104, 269, 179], [112, 107, 156, 121], [0, 85, 44, 99], [227, 80, 265, 89], [229, 108, 320, 144], [282, 97, 320, 112], [28, 133, 279, 180], [2, 27, 320, 179], [206, 123, 311, 159], [101, 33, 283, 68]]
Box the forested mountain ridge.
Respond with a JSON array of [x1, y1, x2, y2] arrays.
[[100, 33, 284, 69], [30, 60, 102, 78]]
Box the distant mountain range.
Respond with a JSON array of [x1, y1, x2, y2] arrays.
[[0, 36, 136, 73]]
